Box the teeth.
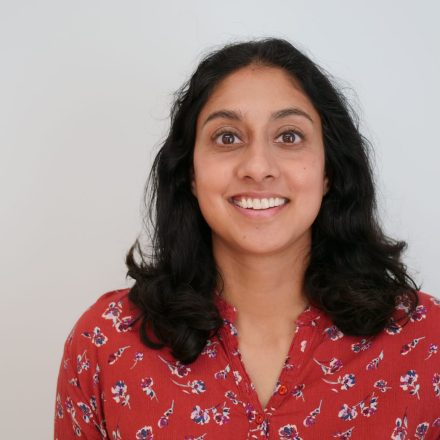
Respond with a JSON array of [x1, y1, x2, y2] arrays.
[[234, 197, 287, 210]]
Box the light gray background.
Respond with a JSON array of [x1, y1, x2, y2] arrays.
[[1, 1, 439, 438]]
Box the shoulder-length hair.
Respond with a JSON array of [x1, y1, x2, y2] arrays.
[[126, 37, 419, 363]]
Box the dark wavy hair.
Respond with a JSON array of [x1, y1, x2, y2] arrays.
[[126, 37, 419, 364]]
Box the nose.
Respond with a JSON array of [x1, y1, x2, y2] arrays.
[[236, 139, 280, 182]]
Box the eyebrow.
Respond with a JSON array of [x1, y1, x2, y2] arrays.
[[202, 107, 314, 127]]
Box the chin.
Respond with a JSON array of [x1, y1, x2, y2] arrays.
[[235, 239, 297, 257]]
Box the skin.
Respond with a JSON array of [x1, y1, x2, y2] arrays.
[[192, 64, 328, 409]]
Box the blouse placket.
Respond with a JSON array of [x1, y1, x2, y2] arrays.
[[215, 294, 324, 438]]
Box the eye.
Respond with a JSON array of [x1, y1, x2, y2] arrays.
[[213, 130, 241, 145], [275, 130, 303, 145]]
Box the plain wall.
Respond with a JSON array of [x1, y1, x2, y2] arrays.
[[1, 1, 439, 437]]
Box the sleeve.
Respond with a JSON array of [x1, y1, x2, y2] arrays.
[[54, 317, 107, 439]]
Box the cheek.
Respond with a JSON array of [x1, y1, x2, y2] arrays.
[[193, 155, 230, 198], [286, 160, 326, 193]]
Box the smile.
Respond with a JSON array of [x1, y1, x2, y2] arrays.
[[231, 197, 289, 210]]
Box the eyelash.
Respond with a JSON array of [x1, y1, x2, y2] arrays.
[[212, 129, 304, 146]]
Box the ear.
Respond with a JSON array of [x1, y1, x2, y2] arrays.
[[190, 169, 197, 197], [323, 176, 330, 195]]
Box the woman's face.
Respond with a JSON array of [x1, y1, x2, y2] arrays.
[[192, 65, 328, 258]]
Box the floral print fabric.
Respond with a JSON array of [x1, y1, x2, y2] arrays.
[[54, 289, 440, 439]]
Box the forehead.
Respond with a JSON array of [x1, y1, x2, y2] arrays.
[[197, 65, 320, 125]]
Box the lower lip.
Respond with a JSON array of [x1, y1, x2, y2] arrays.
[[230, 201, 288, 218]]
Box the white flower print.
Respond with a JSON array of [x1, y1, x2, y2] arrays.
[[314, 357, 343, 375], [65, 396, 82, 436], [214, 364, 230, 380], [190, 405, 210, 425], [391, 411, 408, 440], [366, 350, 384, 370], [291, 383, 305, 401], [108, 345, 130, 365], [414, 422, 430, 440], [283, 356, 294, 370], [385, 317, 402, 335], [68, 377, 78, 387], [76, 350, 90, 374], [112, 426, 122, 439], [102, 301, 122, 321], [223, 318, 238, 336], [395, 294, 412, 313], [409, 305, 427, 322], [141, 377, 158, 401], [323, 373, 356, 392], [338, 393, 378, 421], [77, 401, 93, 423], [333, 426, 355, 439], [225, 390, 241, 405], [89, 396, 97, 413], [212, 403, 231, 425], [55, 393, 64, 419], [399, 370, 420, 399], [233, 370, 242, 386], [158, 400, 174, 428], [323, 325, 344, 341], [92, 363, 100, 385], [358, 393, 378, 417], [338, 403, 358, 421], [374, 379, 392, 393], [130, 351, 144, 369], [278, 423, 303, 439], [425, 343, 438, 360], [201, 339, 218, 358], [433, 373, 440, 398], [351, 338, 372, 353], [158, 355, 191, 377], [102, 300, 133, 332], [114, 315, 134, 333], [303, 400, 323, 427], [135, 425, 153, 439], [172, 379, 206, 395], [81, 326, 108, 347], [111, 380, 131, 407], [400, 337, 425, 356]]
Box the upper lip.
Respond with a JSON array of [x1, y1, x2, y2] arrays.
[[229, 192, 289, 201]]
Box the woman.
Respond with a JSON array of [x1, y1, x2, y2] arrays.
[[54, 38, 440, 439]]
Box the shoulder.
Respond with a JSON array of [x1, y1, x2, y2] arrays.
[[387, 290, 440, 334], [415, 290, 440, 308], [72, 288, 136, 328], [64, 288, 141, 360], [407, 290, 440, 327]]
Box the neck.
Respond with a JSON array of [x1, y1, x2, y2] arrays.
[[213, 238, 310, 334]]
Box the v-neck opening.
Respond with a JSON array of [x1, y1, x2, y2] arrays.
[[214, 292, 326, 417]]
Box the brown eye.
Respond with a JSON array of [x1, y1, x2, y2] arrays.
[[213, 130, 241, 145], [276, 130, 303, 145], [221, 133, 236, 144]]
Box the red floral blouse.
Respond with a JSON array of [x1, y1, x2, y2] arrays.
[[54, 289, 440, 439]]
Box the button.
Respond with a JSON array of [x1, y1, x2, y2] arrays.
[[255, 414, 264, 424], [278, 384, 288, 395]]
